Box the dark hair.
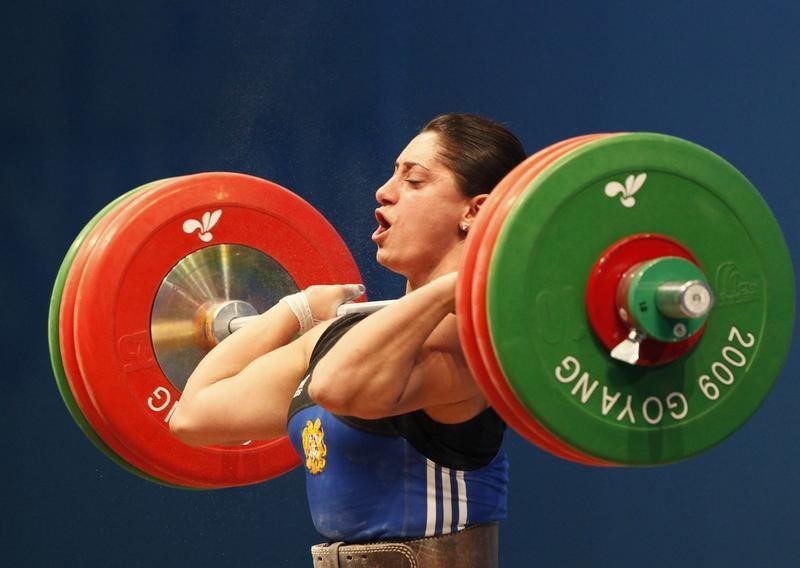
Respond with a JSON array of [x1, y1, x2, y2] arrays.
[[420, 113, 527, 197]]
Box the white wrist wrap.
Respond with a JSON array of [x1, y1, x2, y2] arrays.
[[280, 292, 318, 335]]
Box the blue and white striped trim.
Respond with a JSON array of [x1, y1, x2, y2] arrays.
[[425, 459, 468, 536]]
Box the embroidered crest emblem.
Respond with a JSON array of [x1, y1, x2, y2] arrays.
[[301, 418, 327, 474]]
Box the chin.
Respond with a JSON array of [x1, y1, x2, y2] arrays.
[[375, 249, 410, 277], [375, 250, 395, 270]]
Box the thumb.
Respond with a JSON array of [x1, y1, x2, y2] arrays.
[[341, 283, 366, 302]]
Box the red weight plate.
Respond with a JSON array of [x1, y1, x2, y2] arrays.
[[471, 135, 615, 466], [58, 180, 203, 487], [459, 135, 612, 465], [73, 173, 362, 488], [458, 143, 553, 449], [459, 137, 594, 462], [474, 135, 624, 466], [585, 233, 705, 365]]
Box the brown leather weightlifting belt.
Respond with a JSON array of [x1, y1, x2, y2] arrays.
[[310, 523, 499, 568]]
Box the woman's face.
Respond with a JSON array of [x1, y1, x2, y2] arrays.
[[373, 131, 472, 282]]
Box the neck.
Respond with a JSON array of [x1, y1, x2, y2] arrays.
[[404, 243, 464, 293]]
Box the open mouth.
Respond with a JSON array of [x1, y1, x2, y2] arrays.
[[372, 209, 391, 241]]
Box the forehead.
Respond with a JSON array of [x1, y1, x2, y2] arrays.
[[396, 131, 443, 168]]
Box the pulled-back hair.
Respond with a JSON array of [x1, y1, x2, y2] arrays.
[[421, 113, 527, 197]]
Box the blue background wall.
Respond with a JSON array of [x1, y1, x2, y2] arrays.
[[3, 2, 798, 566]]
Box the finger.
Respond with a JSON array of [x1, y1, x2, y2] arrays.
[[341, 283, 366, 302]]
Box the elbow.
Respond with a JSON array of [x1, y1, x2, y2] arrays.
[[307, 368, 350, 415], [168, 405, 209, 447], [310, 383, 387, 419], [309, 361, 399, 420], [308, 359, 362, 416]]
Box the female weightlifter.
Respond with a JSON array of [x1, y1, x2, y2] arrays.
[[170, 113, 526, 567]]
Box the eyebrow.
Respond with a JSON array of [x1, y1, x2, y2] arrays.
[[395, 160, 431, 172]]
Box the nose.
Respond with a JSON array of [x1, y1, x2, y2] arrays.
[[375, 176, 396, 205]]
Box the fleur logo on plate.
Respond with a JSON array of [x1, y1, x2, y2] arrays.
[[604, 173, 647, 208], [182, 209, 222, 242]]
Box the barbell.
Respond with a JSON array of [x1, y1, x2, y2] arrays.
[[48, 132, 795, 488]]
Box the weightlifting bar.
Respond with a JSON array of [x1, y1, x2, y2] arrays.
[[209, 275, 713, 357], [223, 299, 397, 338]]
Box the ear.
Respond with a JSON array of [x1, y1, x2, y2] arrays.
[[461, 193, 489, 229]]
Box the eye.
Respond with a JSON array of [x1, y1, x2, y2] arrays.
[[405, 179, 423, 186]]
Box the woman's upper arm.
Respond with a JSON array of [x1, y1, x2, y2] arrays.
[[318, 317, 485, 421], [400, 343, 486, 419]]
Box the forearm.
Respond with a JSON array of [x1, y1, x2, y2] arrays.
[[310, 274, 456, 415], [183, 283, 364, 392], [171, 284, 364, 444], [179, 301, 299, 402], [169, 300, 305, 445]]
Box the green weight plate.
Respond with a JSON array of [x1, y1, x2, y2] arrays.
[[48, 179, 191, 488], [487, 133, 795, 465]]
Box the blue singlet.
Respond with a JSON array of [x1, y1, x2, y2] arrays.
[[287, 314, 508, 543]]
